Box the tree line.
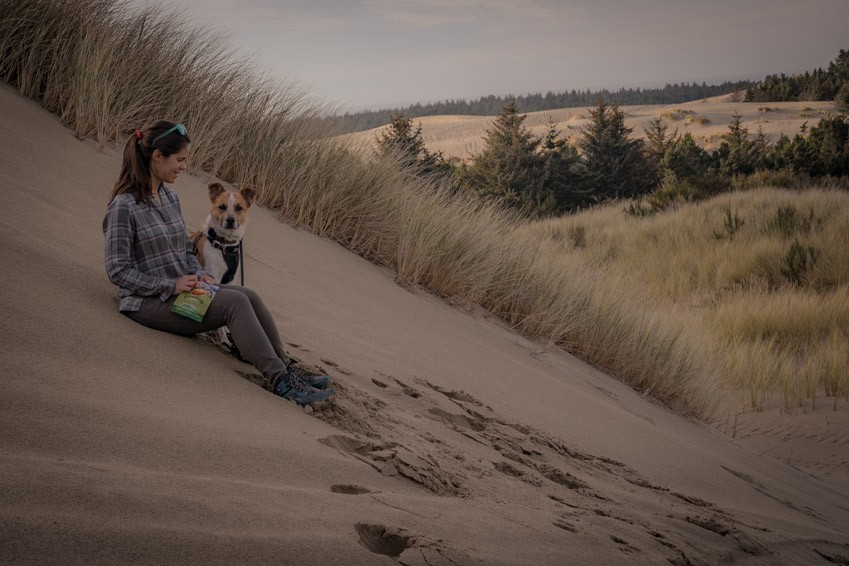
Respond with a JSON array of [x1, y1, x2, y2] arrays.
[[378, 100, 849, 217], [334, 80, 755, 133], [341, 49, 849, 135], [745, 49, 849, 108]]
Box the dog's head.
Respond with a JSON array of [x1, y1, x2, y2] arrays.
[[207, 182, 255, 231]]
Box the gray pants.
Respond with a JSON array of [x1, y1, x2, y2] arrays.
[[126, 285, 290, 382]]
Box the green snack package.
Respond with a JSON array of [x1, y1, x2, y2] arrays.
[[170, 282, 219, 322]]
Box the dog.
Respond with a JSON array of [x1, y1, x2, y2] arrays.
[[191, 182, 255, 284], [190, 182, 255, 357]]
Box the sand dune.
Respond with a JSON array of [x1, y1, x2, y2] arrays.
[[1, 83, 848, 564], [348, 95, 837, 160]]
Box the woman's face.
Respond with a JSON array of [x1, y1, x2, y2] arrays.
[[150, 144, 190, 185]]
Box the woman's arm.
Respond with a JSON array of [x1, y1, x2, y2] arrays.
[[186, 237, 213, 281], [172, 189, 212, 281], [104, 198, 176, 300]]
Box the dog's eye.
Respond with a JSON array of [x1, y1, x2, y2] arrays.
[[235, 205, 243, 212], [218, 204, 227, 210]]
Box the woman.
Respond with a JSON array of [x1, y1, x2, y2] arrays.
[[103, 120, 334, 406]]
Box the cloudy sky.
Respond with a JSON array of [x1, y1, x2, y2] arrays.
[[154, 0, 847, 112]]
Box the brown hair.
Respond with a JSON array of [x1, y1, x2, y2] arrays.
[[109, 120, 191, 205]]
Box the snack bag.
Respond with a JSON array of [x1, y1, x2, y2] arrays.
[[171, 280, 219, 322]]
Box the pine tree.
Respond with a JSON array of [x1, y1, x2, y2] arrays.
[[835, 82, 849, 114], [715, 111, 756, 177], [376, 112, 452, 179], [643, 117, 678, 185], [764, 133, 794, 170], [644, 118, 678, 165], [662, 132, 709, 180], [539, 120, 589, 212], [803, 114, 849, 176], [579, 100, 652, 200], [463, 99, 545, 212], [376, 112, 428, 162], [752, 126, 769, 170]]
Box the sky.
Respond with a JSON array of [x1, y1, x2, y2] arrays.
[[148, 0, 848, 112]]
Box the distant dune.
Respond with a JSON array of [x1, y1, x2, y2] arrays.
[[347, 95, 837, 160]]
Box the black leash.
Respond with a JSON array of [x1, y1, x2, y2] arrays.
[[240, 238, 245, 286]]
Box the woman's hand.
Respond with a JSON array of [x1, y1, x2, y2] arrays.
[[200, 275, 217, 285], [173, 274, 199, 295]]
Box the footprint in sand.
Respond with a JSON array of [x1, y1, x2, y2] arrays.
[[355, 523, 412, 558], [319, 434, 466, 496], [609, 534, 640, 554], [354, 523, 484, 565], [331, 484, 374, 495], [427, 407, 487, 432], [394, 378, 422, 398], [320, 358, 352, 375], [553, 518, 579, 532]]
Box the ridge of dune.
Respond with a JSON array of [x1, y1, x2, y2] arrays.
[[2, 83, 849, 564], [346, 99, 837, 161]]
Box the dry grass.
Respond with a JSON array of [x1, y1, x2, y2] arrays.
[[685, 114, 710, 125], [526, 188, 849, 413], [660, 109, 694, 121], [3, 0, 843, 421], [0, 0, 333, 188]]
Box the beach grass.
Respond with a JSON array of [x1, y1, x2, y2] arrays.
[[3, 0, 846, 420], [526, 188, 849, 413]]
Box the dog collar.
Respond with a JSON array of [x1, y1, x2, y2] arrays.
[[206, 227, 241, 250]]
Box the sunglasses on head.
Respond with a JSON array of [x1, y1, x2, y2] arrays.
[[152, 123, 187, 146]]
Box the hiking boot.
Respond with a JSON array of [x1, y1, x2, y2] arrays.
[[287, 363, 332, 389], [273, 369, 335, 406]]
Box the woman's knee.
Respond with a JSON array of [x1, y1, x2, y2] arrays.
[[214, 288, 252, 315], [221, 284, 260, 302], [239, 286, 261, 303]]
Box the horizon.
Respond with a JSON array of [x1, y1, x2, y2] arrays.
[[133, 1, 848, 112], [339, 71, 770, 114]]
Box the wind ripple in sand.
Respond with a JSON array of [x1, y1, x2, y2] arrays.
[[727, 403, 849, 485]]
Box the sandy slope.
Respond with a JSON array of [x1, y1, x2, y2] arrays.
[[348, 95, 837, 160], [1, 84, 848, 564]]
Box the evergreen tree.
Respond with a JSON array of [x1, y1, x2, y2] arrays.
[[644, 118, 678, 165], [376, 112, 427, 161], [835, 82, 849, 114], [539, 120, 589, 212], [462, 100, 546, 212], [662, 132, 709, 180], [643, 117, 678, 185], [801, 114, 849, 176], [579, 100, 652, 200], [752, 126, 769, 170], [790, 132, 816, 172], [764, 133, 794, 171], [376, 113, 452, 178], [714, 111, 756, 177]]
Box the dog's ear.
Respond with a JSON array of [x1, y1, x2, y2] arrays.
[[208, 183, 225, 202], [240, 187, 256, 207]]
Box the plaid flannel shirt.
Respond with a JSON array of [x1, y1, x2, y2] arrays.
[[103, 184, 208, 312]]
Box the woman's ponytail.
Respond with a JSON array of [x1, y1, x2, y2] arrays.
[[108, 121, 191, 205]]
